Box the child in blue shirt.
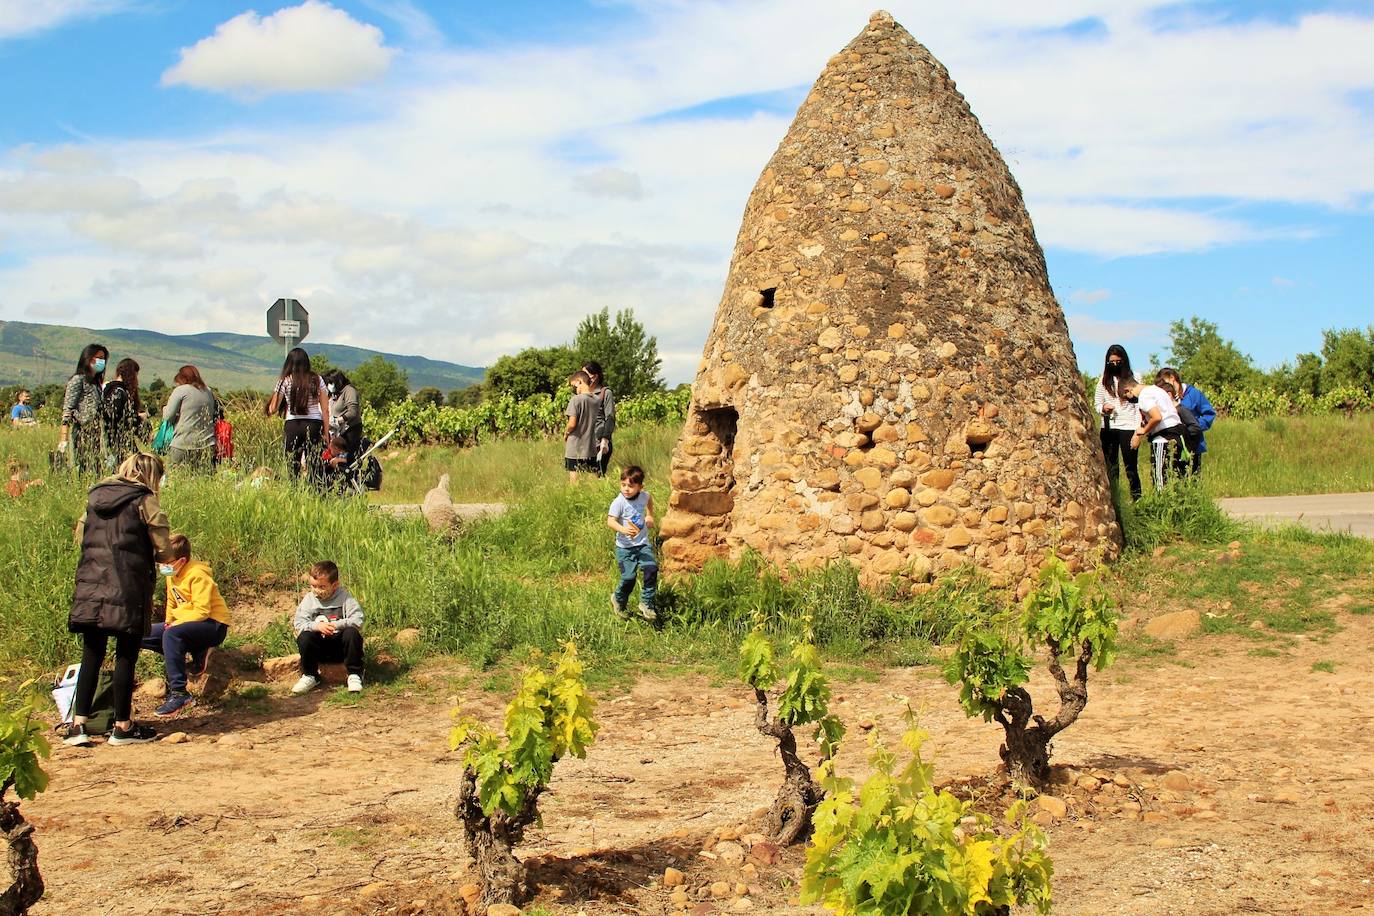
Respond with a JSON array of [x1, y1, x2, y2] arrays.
[[607, 465, 658, 623]]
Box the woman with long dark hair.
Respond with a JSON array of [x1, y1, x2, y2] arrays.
[[162, 365, 217, 469], [103, 357, 149, 461], [59, 343, 107, 473], [64, 452, 172, 746], [322, 369, 362, 454], [1093, 344, 1142, 500], [267, 347, 330, 480], [582, 360, 616, 478]]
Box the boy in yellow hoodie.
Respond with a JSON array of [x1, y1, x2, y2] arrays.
[[141, 533, 231, 717]]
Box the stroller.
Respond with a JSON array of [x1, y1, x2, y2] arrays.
[[325, 428, 393, 496]]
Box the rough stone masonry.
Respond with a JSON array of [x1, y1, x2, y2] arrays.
[[659, 10, 1122, 594]]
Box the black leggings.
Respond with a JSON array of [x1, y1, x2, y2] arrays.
[[74, 630, 140, 723], [1100, 427, 1142, 500], [283, 419, 323, 480]]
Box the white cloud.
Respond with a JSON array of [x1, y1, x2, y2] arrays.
[[161, 1, 395, 95], [1065, 314, 1166, 349], [573, 167, 647, 200], [0, 0, 121, 40], [1069, 288, 1111, 305], [1031, 202, 1281, 258], [3, 0, 1373, 383], [1271, 276, 1296, 287]]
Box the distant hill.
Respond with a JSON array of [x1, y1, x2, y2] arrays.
[[0, 321, 485, 393]]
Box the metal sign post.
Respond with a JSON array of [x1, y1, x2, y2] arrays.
[[266, 298, 310, 356]]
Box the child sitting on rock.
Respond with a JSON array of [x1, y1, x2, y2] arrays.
[[292, 560, 365, 694], [141, 533, 231, 717]]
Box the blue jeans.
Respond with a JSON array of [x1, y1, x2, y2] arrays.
[[614, 544, 658, 610], [142, 620, 229, 692]]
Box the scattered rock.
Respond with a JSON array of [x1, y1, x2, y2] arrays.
[[1035, 795, 1068, 819], [421, 474, 458, 532], [487, 905, 520, 916], [262, 655, 301, 681], [715, 841, 745, 866], [748, 842, 782, 866], [1144, 610, 1201, 641], [136, 678, 167, 700], [1161, 772, 1191, 792], [731, 899, 753, 912], [711, 881, 731, 898], [395, 627, 421, 646], [163, 732, 190, 745], [664, 867, 685, 887]]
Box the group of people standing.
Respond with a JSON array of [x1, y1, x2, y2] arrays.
[[42, 341, 365, 483], [265, 346, 363, 482], [1094, 344, 1217, 497], [56, 343, 221, 473]]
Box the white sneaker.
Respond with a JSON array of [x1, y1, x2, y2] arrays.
[[347, 674, 363, 693], [291, 675, 320, 695]]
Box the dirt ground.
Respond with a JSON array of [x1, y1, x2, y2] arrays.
[[23, 602, 1374, 915]]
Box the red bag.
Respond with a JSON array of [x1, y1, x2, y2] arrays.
[[214, 418, 234, 461]]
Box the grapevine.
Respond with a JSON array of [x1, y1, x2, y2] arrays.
[[739, 618, 845, 845], [449, 642, 597, 907], [943, 557, 1118, 787], [801, 706, 1053, 916], [1, 694, 51, 914]]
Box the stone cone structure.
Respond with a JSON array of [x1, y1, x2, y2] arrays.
[[660, 10, 1121, 593]]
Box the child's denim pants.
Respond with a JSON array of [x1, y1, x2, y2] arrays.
[[614, 544, 658, 609]]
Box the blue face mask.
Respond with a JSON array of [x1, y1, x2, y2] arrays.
[[158, 563, 176, 576], [93, 358, 107, 373]]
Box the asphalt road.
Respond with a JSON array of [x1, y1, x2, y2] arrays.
[[1217, 492, 1374, 539]]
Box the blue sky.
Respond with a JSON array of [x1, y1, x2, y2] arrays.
[[1, 0, 1371, 382]]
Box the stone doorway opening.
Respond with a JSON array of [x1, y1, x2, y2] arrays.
[[700, 405, 738, 459]]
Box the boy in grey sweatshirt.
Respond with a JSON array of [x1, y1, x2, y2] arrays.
[[291, 560, 365, 694]]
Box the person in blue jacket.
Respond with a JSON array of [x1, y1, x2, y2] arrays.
[[1159, 368, 1216, 473]]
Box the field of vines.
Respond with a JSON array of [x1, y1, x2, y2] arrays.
[[362, 388, 692, 447]]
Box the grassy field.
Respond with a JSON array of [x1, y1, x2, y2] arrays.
[[1, 412, 1371, 692], [1199, 413, 1374, 497]]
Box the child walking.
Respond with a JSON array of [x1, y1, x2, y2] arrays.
[[607, 465, 658, 623], [291, 561, 365, 694], [141, 533, 231, 717]]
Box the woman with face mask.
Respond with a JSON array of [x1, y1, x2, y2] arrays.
[[60, 343, 108, 474], [1093, 344, 1142, 500], [322, 369, 362, 454]]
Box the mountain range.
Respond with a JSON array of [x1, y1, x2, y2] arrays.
[[0, 320, 485, 393]]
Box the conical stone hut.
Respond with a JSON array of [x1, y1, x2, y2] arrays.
[[659, 11, 1121, 593]]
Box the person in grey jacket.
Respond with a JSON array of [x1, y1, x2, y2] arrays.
[[323, 369, 363, 454], [291, 560, 365, 694], [162, 365, 217, 469], [582, 360, 616, 478]]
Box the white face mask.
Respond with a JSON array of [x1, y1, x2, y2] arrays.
[[326, 384, 336, 395]]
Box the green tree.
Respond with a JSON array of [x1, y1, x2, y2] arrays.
[[573, 307, 664, 399], [1320, 326, 1374, 392], [412, 386, 444, 407], [1267, 352, 1323, 398], [484, 345, 580, 401], [351, 356, 410, 410], [1160, 316, 1259, 391], [310, 352, 338, 377], [446, 384, 484, 407]]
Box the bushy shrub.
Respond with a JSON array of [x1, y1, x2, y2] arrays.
[[801, 708, 1053, 915]]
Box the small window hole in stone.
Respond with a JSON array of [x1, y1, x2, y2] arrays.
[[758, 287, 777, 309], [701, 406, 739, 457], [967, 436, 989, 456]]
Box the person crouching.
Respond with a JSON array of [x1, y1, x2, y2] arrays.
[[292, 561, 364, 694], [142, 533, 230, 717]]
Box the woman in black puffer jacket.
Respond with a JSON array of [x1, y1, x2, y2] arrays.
[[65, 452, 173, 747]]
